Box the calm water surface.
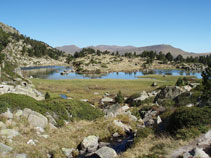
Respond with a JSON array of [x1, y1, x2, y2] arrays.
[[21, 66, 202, 80]]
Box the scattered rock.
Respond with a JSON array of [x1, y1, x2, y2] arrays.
[[193, 147, 209, 158], [156, 115, 162, 125], [151, 82, 158, 87], [15, 153, 27, 158], [15, 110, 23, 118], [62, 148, 74, 158], [27, 111, 48, 128], [81, 135, 99, 153], [113, 120, 132, 133], [101, 97, 114, 104], [27, 139, 37, 146], [80, 99, 88, 102], [0, 142, 13, 153], [0, 108, 13, 119], [0, 121, 6, 129], [154, 86, 183, 102], [92, 146, 117, 158], [134, 91, 149, 101], [186, 103, 194, 108], [0, 129, 19, 138]]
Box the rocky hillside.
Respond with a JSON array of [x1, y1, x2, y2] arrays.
[[56, 44, 211, 58], [0, 22, 65, 67]]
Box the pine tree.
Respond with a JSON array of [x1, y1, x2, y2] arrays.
[[202, 64, 211, 101]]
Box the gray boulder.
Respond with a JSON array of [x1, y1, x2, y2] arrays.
[[27, 111, 48, 128], [81, 135, 99, 153], [92, 146, 117, 158], [134, 91, 149, 102], [0, 129, 19, 138], [154, 86, 183, 102], [0, 142, 13, 153]]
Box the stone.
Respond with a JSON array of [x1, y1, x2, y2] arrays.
[[197, 130, 211, 146], [0, 142, 13, 153], [151, 82, 158, 87], [0, 108, 13, 119], [183, 151, 193, 158], [0, 121, 6, 129], [0, 129, 19, 138], [93, 146, 117, 158], [81, 135, 99, 152], [46, 112, 57, 126], [186, 103, 194, 108], [134, 91, 149, 101], [101, 97, 114, 104], [104, 104, 121, 117], [80, 99, 88, 102], [62, 148, 74, 158], [113, 120, 132, 133], [34, 127, 45, 133], [27, 111, 48, 128], [193, 148, 209, 158], [156, 116, 162, 125], [23, 108, 32, 118], [183, 85, 192, 92], [49, 123, 57, 130], [154, 86, 183, 102], [113, 132, 120, 137], [15, 153, 27, 158], [27, 139, 37, 146], [15, 110, 23, 118]]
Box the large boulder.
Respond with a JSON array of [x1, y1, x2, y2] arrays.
[[154, 86, 183, 102], [27, 111, 48, 128], [92, 146, 117, 158], [81, 135, 99, 153]]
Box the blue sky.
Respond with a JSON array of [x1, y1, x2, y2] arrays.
[[0, 0, 211, 53]]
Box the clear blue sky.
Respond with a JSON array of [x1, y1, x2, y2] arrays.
[[0, 0, 211, 53]]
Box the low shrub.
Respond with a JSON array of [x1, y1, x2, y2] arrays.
[[166, 107, 211, 136]]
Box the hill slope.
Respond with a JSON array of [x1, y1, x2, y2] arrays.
[[57, 44, 211, 57]]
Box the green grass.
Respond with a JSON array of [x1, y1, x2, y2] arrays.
[[31, 75, 180, 104], [0, 93, 103, 126]]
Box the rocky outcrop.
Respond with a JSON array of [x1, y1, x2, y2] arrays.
[[154, 86, 184, 102], [0, 83, 44, 100]]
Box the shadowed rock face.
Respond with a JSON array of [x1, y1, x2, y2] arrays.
[[56, 44, 211, 57]]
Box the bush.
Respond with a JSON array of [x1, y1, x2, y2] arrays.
[[115, 91, 124, 104], [175, 77, 189, 86], [0, 101, 10, 113], [136, 127, 153, 139], [166, 107, 211, 135], [126, 93, 142, 107], [45, 92, 50, 100]]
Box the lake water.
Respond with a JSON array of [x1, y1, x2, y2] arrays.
[[21, 65, 202, 80]]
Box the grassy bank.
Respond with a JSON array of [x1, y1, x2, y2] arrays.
[[31, 75, 181, 104]]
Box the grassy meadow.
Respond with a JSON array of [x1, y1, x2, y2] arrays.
[[31, 75, 182, 104]]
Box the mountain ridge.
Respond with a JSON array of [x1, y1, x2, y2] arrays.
[[56, 44, 211, 57]]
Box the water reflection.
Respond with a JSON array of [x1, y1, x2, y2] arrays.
[[21, 66, 202, 80]]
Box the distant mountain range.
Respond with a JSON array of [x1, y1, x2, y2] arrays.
[[56, 44, 211, 58]]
